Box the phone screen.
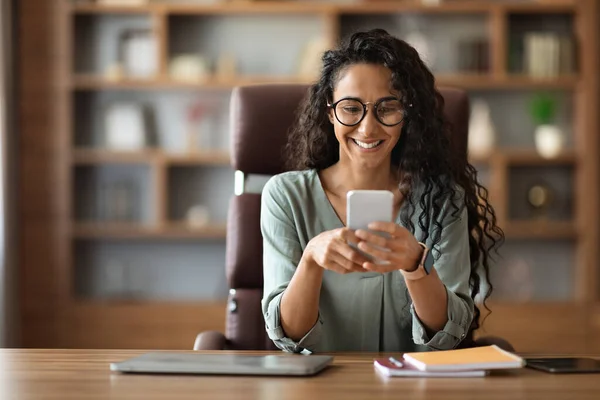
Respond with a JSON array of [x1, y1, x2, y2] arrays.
[[525, 357, 600, 373]]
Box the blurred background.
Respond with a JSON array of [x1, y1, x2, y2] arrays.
[[1, 0, 599, 353]]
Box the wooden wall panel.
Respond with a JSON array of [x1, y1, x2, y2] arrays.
[[57, 302, 226, 350], [476, 303, 589, 354], [18, 0, 63, 347]]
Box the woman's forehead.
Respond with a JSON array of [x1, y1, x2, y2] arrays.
[[333, 64, 399, 99]]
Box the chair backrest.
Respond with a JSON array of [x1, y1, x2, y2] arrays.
[[224, 84, 469, 350]]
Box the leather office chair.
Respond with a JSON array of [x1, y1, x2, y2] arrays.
[[194, 84, 513, 353]]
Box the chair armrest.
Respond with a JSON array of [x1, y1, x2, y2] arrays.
[[474, 335, 515, 352], [193, 331, 228, 350]]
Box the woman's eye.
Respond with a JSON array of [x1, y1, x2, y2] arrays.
[[342, 107, 361, 114], [380, 106, 401, 114]]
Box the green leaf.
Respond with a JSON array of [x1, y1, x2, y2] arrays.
[[528, 93, 557, 125]]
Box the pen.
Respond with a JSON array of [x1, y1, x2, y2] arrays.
[[388, 357, 403, 367]]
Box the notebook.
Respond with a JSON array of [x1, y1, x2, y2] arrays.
[[402, 345, 525, 372], [374, 357, 488, 377]]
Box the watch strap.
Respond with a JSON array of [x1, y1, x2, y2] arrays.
[[400, 242, 430, 281]]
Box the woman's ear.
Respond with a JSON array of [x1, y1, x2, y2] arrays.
[[327, 108, 335, 124]]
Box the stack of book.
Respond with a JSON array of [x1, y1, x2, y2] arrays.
[[510, 32, 576, 77], [374, 345, 525, 378]]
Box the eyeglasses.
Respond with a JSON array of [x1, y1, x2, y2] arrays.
[[327, 96, 405, 127]]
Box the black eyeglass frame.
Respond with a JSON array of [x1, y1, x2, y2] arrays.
[[327, 96, 406, 127]]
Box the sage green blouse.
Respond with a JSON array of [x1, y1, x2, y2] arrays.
[[260, 169, 474, 353]]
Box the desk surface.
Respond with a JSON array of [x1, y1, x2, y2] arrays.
[[1, 349, 600, 400]]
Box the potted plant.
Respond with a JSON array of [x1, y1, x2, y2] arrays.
[[528, 92, 564, 159]]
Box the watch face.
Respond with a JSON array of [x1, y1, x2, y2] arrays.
[[423, 249, 435, 273]]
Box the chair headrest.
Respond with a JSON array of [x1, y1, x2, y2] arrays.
[[230, 84, 309, 176]]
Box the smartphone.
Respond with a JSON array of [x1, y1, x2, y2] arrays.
[[525, 357, 600, 374], [346, 190, 394, 265]]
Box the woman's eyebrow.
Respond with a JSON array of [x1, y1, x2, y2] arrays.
[[335, 95, 399, 102], [336, 95, 362, 101]]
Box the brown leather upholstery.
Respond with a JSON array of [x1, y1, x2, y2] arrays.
[[194, 84, 513, 353], [226, 194, 263, 289], [230, 84, 309, 175]]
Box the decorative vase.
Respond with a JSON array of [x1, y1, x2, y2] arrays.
[[534, 124, 564, 159], [402, 15, 435, 70], [468, 99, 495, 158]]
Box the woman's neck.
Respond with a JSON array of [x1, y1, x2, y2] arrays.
[[323, 162, 400, 196]]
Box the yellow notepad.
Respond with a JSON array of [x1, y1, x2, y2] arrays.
[[402, 345, 525, 372]]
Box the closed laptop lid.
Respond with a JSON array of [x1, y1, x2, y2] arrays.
[[110, 353, 334, 376]]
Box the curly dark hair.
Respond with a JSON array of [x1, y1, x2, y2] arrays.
[[284, 29, 504, 341]]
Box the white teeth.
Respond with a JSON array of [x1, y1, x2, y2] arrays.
[[353, 139, 382, 149]]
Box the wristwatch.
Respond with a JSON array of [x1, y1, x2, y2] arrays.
[[401, 242, 434, 281]]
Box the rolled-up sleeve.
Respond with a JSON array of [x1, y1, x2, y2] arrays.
[[260, 177, 322, 353], [411, 200, 474, 350]]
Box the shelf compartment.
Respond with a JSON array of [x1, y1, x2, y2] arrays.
[[341, 12, 489, 76], [73, 90, 231, 153], [507, 165, 574, 222], [466, 90, 574, 149], [167, 166, 233, 225], [73, 14, 156, 77], [507, 11, 576, 77], [484, 239, 576, 302], [73, 239, 228, 303], [74, 164, 153, 225]]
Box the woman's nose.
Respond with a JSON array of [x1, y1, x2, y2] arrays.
[[357, 106, 378, 136]]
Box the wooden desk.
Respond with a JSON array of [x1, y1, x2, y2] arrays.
[[1, 349, 600, 400]]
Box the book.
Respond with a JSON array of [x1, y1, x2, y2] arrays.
[[374, 357, 487, 378], [402, 345, 525, 372]]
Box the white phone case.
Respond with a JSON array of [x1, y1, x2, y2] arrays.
[[346, 190, 394, 265]]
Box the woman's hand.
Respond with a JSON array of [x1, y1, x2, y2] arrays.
[[304, 228, 370, 275], [354, 222, 423, 273]]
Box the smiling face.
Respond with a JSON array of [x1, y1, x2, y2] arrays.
[[329, 63, 404, 172]]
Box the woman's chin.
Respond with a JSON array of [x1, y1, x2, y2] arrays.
[[352, 155, 390, 171]]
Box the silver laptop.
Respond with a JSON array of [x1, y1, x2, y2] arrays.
[[110, 352, 333, 376]]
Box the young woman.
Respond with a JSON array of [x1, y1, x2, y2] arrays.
[[261, 29, 503, 353]]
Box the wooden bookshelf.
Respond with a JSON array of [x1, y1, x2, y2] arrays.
[[69, 1, 580, 16], [436, 74, 578, 89], [15, 0, 598, 352], [164, 151, 230, 166], [470, 148, 577, 166], [72, 74, 579, 91], [503, 220, 577, 239], [71, 74, 313, 90], [72, 149, 231, 166], [72, 148, 158, 164], [72, 222, 228, 239]]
